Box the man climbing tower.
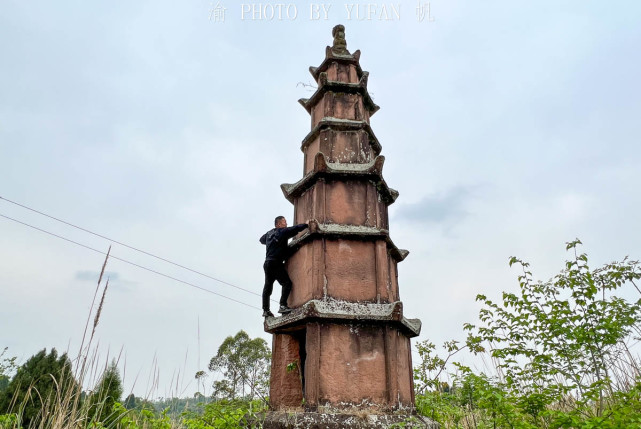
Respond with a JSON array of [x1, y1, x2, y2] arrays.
[[259, 216, 309, 317]]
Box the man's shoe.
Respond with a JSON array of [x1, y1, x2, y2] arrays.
[[262, 310, 274, 318], [278, 305, 292, 314]]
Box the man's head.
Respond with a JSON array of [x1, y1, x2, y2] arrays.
[[274, 216, 287, 228]]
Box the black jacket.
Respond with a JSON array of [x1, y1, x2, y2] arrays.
[[260, 224, 308, 261]]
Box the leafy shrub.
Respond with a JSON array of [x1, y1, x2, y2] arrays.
[[416, 240, 641, 428], [183, 399, 266, 429]]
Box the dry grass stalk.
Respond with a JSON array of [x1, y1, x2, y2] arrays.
[[90, 279, 109, 343]]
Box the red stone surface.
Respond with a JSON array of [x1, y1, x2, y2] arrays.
[[311, 93, 369, 128], [304, 138, 322, 173], [285, 238, 400, 307], [294, 181, 387, 229], [268, 323, 415, 411], [324, 240, 377, 302], [286, 242, 318, 306], [317, 324, 387, 405], [303, 129, 377, 174], [324, 62, 359, 83]]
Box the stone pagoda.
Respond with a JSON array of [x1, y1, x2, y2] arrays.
[[263, 25, 434, 428]]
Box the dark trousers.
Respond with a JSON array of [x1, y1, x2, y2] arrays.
[[262, 260, 292, 311]]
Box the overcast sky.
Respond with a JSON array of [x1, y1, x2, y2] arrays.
[[2, 0, 640, 398]]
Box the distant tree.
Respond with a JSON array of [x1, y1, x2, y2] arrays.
[[0, 348, 77, 426], [0, 348, 17, 394], [205, 330, 271, 400], [123, 392, 138, 410], [195, 370, 208, 398], [139, 399, 156, 412], [88, 360, 123, 425]]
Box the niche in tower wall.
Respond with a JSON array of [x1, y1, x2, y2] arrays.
[[269, 329, 306, 409]]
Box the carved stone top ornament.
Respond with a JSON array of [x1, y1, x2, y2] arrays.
[[331, 24, 349, 54]]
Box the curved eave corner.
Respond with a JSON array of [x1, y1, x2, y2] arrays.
[[308, 47, 363, 81], [300, 117, 383, 156], [280, 153, 398, 205], [298, 71, 380, 116], [264, 299, 422, 338]]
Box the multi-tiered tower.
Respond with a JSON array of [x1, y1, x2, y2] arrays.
[[264, 26, 432, 428]]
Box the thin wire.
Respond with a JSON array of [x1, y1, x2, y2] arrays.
[[0, 213, 261, 310], [0, 195, 264, 300]]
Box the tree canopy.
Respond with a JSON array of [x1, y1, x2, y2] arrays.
[[0, 348, 17, 394], [88, 360, 123, 425], [205, 330, 271, 400], [0, 348, 77, 427]]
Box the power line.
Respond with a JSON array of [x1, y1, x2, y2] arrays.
[[0, 195, 269, 301], [0, 213, 261, 310]]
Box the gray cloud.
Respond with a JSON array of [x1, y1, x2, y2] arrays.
[[74, 270, 134, 287], [394, 186, 476, 226]]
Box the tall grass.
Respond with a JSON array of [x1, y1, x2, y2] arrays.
[[0, 249, 108, 428], [0, 248, 187, 429], [0, 247, 274, 429]]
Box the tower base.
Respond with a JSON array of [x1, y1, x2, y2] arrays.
[[261, 411, 439, 428]]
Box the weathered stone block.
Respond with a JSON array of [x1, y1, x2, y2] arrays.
[[294, 180, 387, 230], [318, 324, 387, 405], [325, 240, 377, 302], [261, 411, 438, 428], [287, 242, 321, 307], [311, 93, 368, 128], [285, 237, 400, 306], [323, 62, 360, 84]]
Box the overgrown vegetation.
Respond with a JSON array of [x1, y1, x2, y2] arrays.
[[414, 239, 641, 428], [0, 348, 77, 427], [3, 239, 640, 428], [0, 346, 267, 429]]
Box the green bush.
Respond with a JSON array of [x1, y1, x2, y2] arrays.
[[415, 240, 641, 428], [183, 399, 266, 429], [0, 348, 78, 427]]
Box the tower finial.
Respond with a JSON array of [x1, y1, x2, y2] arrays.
[[331, 24, 349, 54]]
